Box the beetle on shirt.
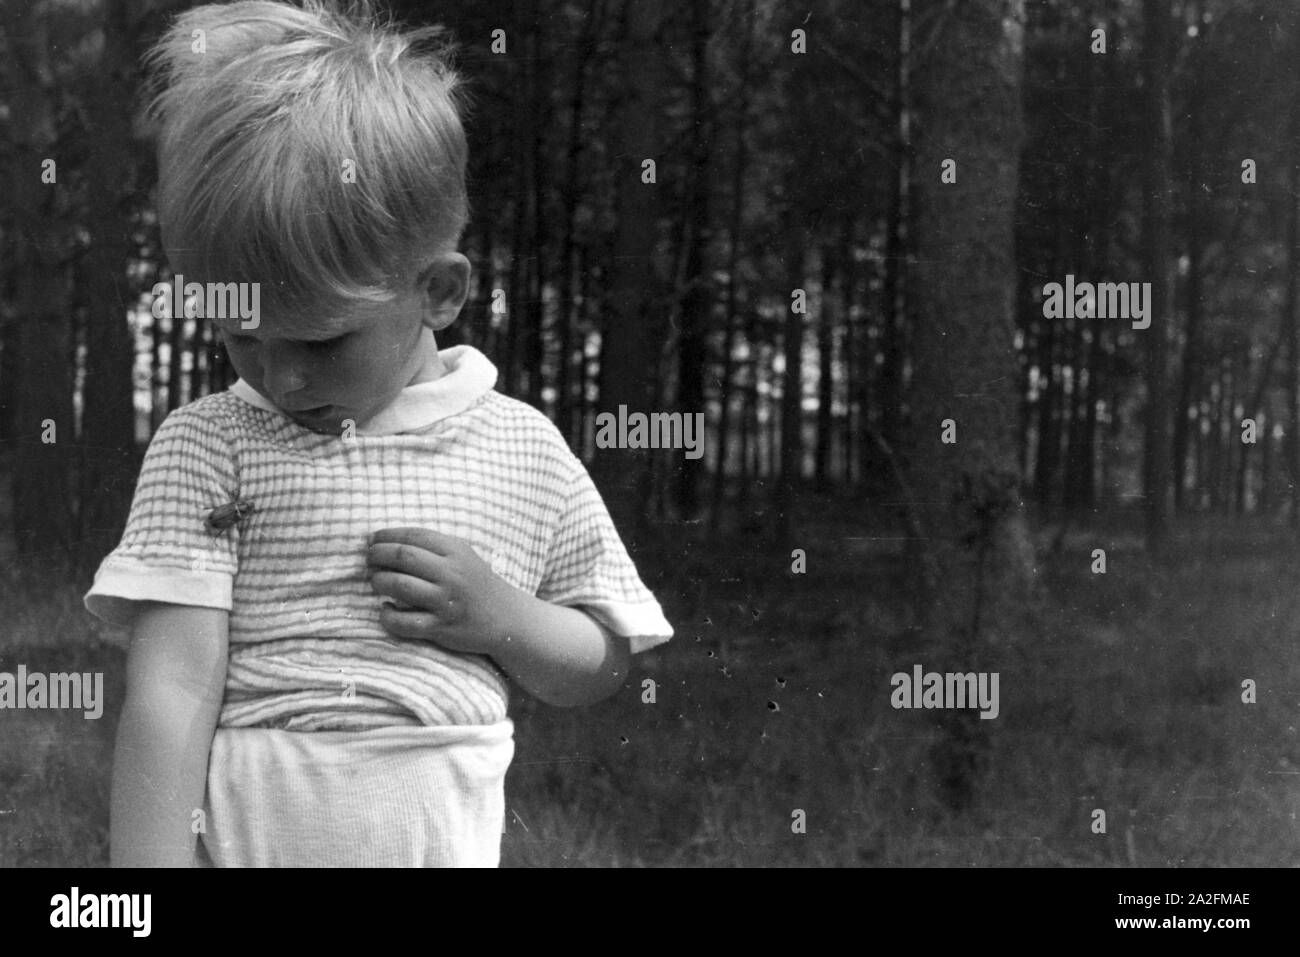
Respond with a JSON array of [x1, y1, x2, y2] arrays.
[[204, 498, 256, 534]]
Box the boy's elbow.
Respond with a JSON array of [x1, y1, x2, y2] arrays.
[[548, 630, 631, 708], [590, 627, 632, 700]]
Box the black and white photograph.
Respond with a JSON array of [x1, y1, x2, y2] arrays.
[[0, 0, 1292, 923]]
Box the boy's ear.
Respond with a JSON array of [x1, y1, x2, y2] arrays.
[[418, 253, 471, 332]]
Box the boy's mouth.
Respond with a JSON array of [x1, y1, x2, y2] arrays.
[[288, 403, 334, 419]]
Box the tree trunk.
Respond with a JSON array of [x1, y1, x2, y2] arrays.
[[875, 0, 912, 481], [1221, 358, 1236, 514], [1173, 56, 1205, 514], [166, 312, 185, 412], [150, 299, 164, 431], [738, 310, 758, 509], [524, 0, 549, 410], [1285, 39, 1300, 527], [1287, 195, 1300, 527], [675, 0, 713, 520], [556, 0, 601, 447], [776, 215, 807, 537], [1062, 46, 1097, 513], [190, 309, 207, 399], [75, 0, 144, 574], [814, 241, 836, 488], [1103, 382, 1122, 505], [839, 216, 860, 486], [1141, 0, 1174, 548], [472, 230, 496, 357], [0, 295, 17, 447], [4, 5, 77, 574], [1231, 349, 1246, 515], [1210, 359, 1227, 512], [1242, 291, 1289, 512], [1193, 395, 1205, 510], [765, 348, 778, 481], [590, 0, 669, 540], [10, 284, 77, 569], [1033, 200, 1061, 505], [1068, 11, 1117, 511], [1260, 403, 1274, 514], [503, 35, 530, 398], [577, 243, 595, 456], [709, 8, 753, 527], [1034, 311, 1060, 505], [906, 0, 1032, 810]]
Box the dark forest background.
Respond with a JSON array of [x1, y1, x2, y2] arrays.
[[6, 0, 1300, 589], [1, 0, 1298, 867]]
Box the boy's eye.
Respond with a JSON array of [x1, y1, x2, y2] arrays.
[[222, 331, 350, 349], [307, 334, 350, 350]]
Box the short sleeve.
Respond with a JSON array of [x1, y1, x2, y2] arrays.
[[537, 458, 673, 654], [83, 403, 240, 627]]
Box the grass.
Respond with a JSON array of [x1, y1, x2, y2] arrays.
[[2, 497, 1298, 866]]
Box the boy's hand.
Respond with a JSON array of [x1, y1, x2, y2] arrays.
[[367, 527, 520, 655]]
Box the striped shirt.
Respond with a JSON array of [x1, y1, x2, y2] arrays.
[[85, 345, 673, 731]]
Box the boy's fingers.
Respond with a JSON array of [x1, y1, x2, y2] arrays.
[[369, 527, 458, 555], [370, 570, 446, 610], [377, 604, 440, 640], [367, 541, 448, 580]]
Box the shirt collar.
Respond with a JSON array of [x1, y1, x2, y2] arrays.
[[227, 345, 499, 436]]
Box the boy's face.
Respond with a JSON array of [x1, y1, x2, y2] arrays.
[[212, 255, 470, 433]]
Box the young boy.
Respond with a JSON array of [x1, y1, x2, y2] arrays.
[[84, 0, 672, 867]]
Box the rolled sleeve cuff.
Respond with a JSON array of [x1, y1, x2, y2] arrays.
[[571, 599, 674, 654], [84, 557, 233, 628]]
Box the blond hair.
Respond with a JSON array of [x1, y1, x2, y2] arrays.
[[144, 0, 470, 316]]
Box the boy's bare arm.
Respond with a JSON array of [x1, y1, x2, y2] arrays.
[[112, 602, 228, 867], [368, 528, 632, 707], [483, 596, 630, 707]]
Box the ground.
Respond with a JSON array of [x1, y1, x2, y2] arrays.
[[1, 494, 1297, 866]]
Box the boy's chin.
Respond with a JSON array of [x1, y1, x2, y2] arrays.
[[288, 404, 347, 433]]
